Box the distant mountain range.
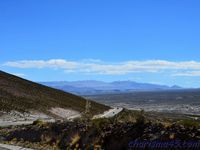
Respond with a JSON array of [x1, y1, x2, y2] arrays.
[[40, 80, 182, 95]]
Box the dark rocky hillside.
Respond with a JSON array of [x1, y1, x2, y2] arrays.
[[0, 71, 109, 115]]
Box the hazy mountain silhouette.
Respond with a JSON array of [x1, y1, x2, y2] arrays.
[[41, 80, 182, 95]]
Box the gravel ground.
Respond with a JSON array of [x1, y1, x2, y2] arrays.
[[0, 111, 55, 127]]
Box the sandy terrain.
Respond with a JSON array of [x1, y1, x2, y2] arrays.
[[0, 111, 55, 127], [50, 107, 81, 120], [0, 107, 120, 127], [0, 107, 82, 127]]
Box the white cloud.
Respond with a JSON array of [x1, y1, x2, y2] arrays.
[[4, 59, 78, 69], [3, 59, 200, 76], [173, 71, 200, 77]]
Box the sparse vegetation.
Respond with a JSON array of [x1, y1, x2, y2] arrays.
[[32, 119, 46, 126], [1, 111, 200, 150], [178, 119, 200, 127], [92, 118, 113, 131]]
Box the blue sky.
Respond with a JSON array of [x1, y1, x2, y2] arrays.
[[1, 0, 200, 87]]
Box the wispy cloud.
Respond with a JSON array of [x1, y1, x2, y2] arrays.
[[3, 59, 200, 76], [12, 73, 26, 77], [173, 71, 200, 77]]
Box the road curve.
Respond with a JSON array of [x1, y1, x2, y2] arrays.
[[93, 107, 123, 119], [0, 144, 34, 150]]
